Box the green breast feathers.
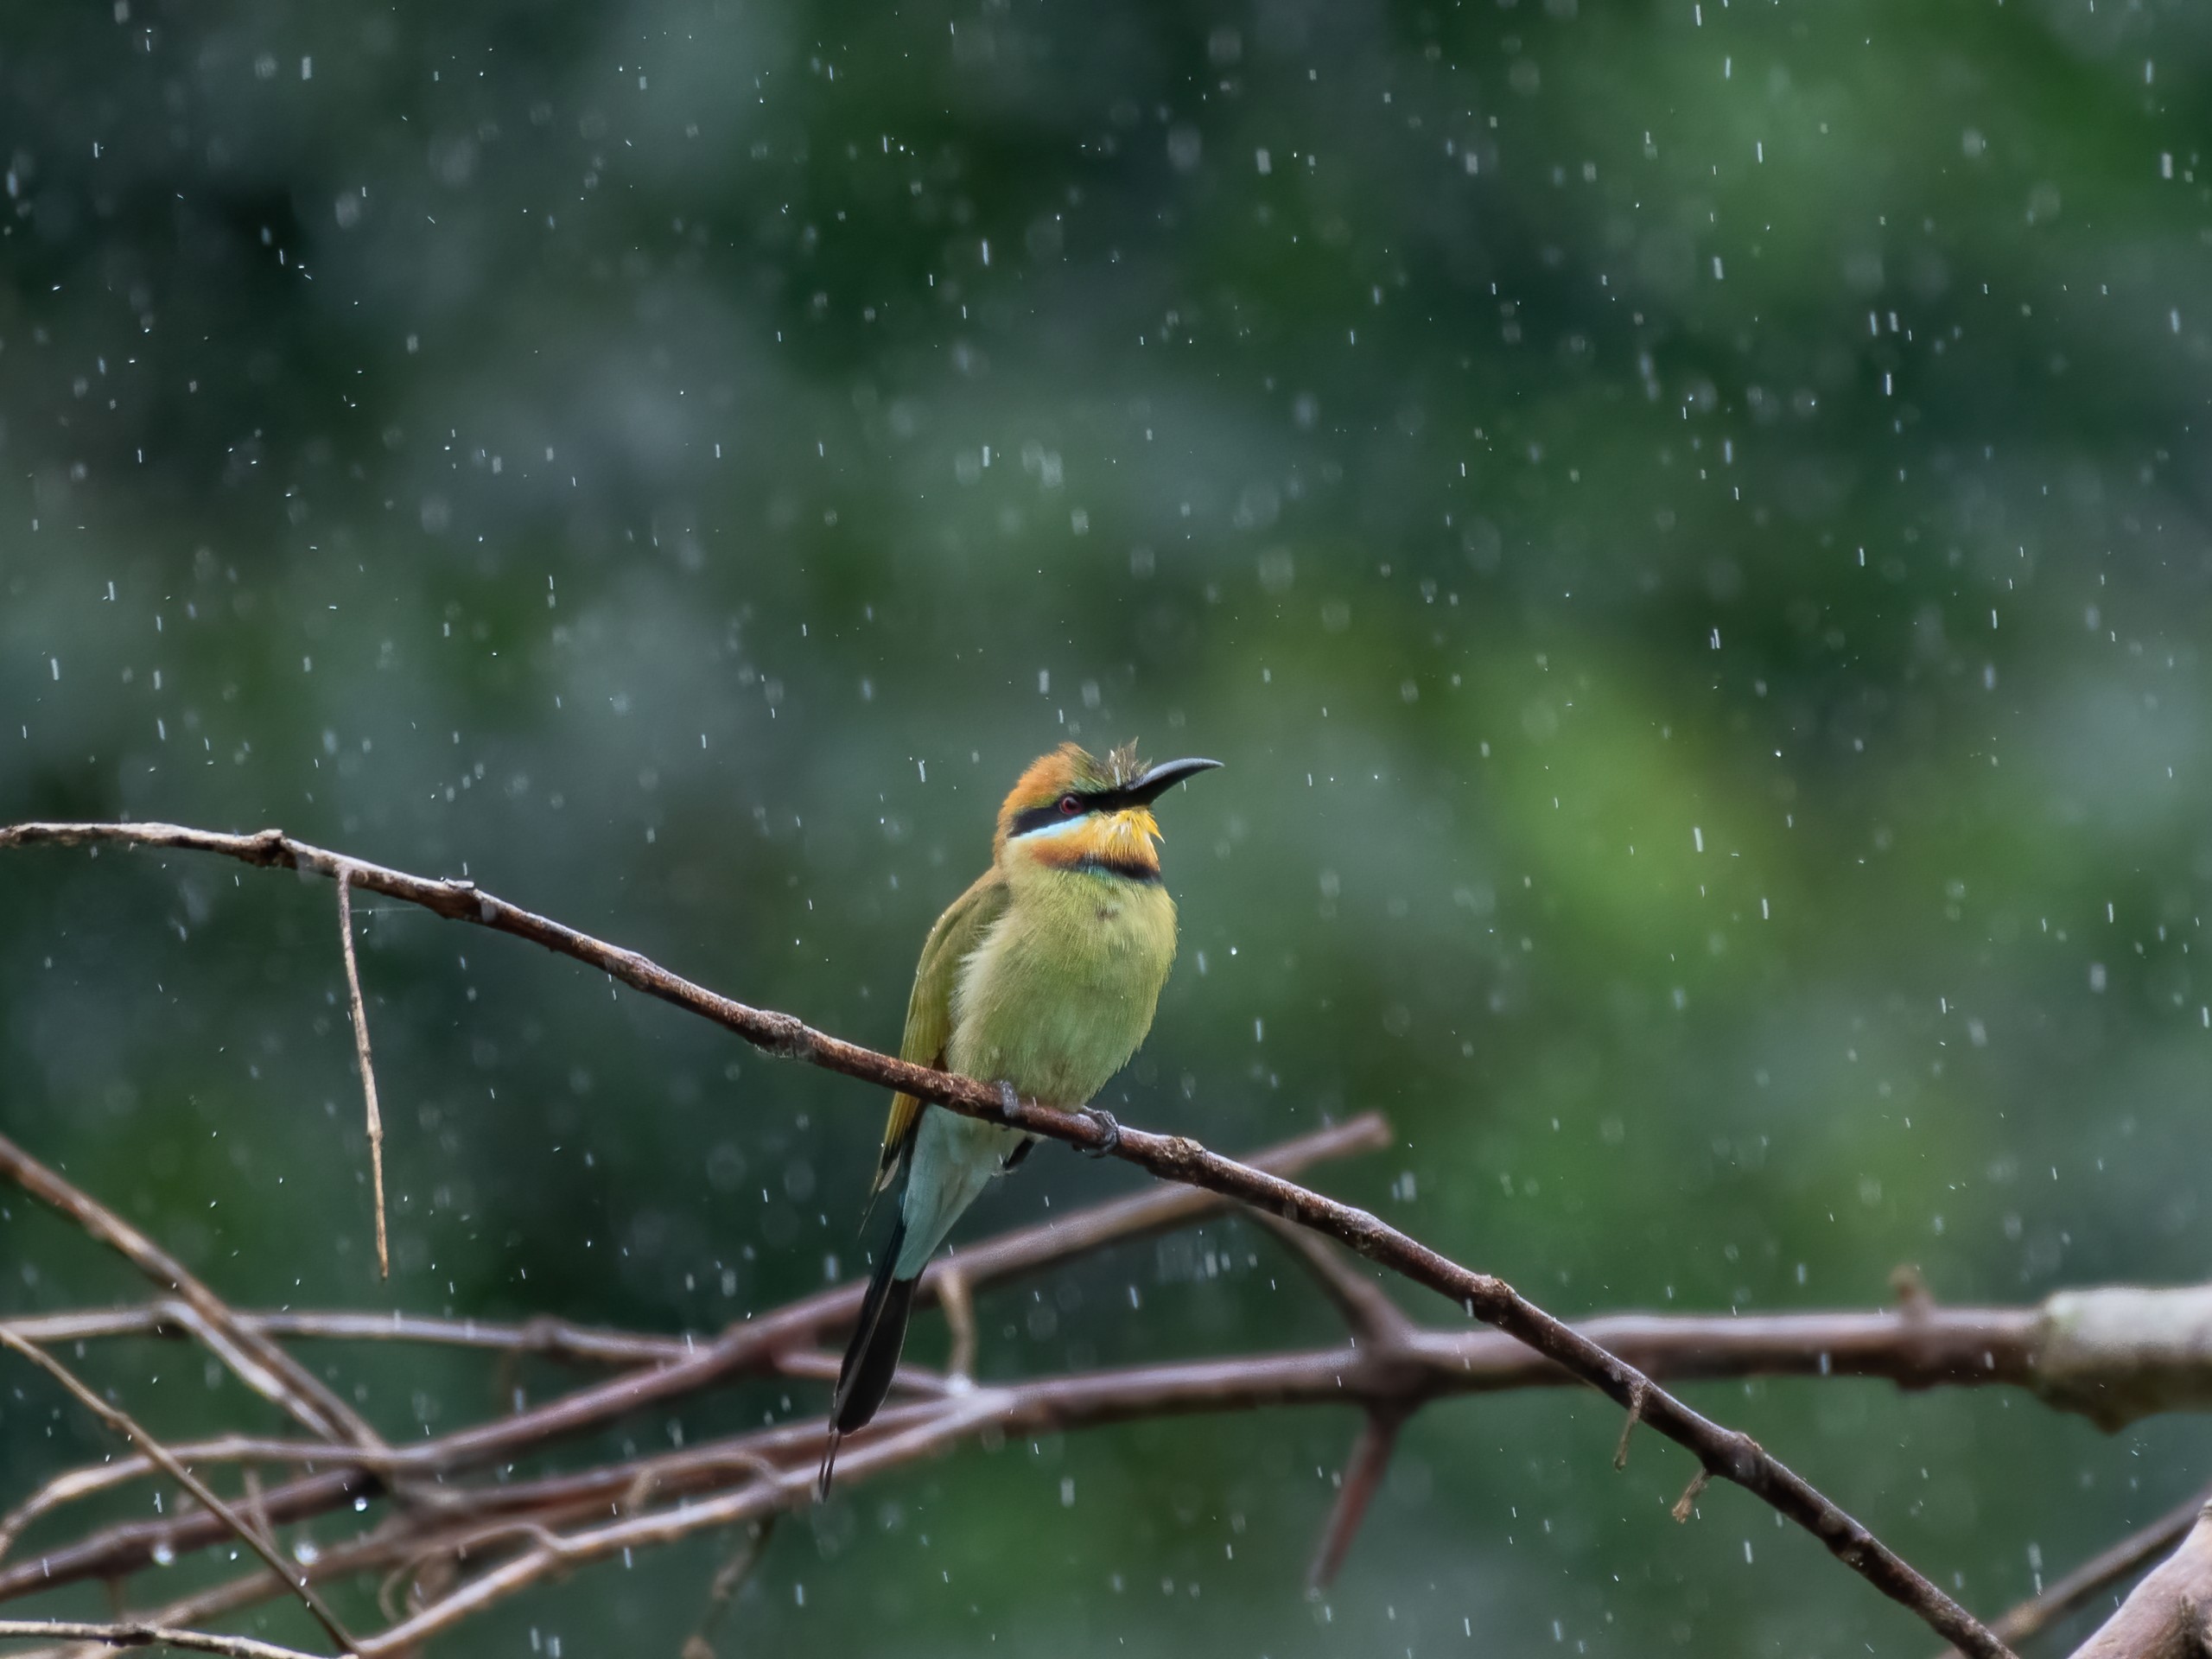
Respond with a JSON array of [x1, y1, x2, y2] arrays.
[[947, 864, 1179, 1108]]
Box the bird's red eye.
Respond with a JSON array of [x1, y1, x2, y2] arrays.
[[1058, 794, 1082, 815]]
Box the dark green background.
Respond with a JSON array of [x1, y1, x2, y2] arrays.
[[3, 0, 2210, 1651]]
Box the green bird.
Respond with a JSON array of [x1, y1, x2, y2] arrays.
[[822, 741, 1221, 1486]]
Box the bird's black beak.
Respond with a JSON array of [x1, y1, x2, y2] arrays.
[[1123, 757, 1224, 806]]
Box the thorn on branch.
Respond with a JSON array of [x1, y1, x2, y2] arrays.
[[1672, 1468, 1711, 1523], [1307, 1408, 1405, 1592], [1614, 1384, 1648, 1471], [336, 866, 391, 1281]]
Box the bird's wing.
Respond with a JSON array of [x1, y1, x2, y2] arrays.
[[871, 865, 1008, 1197]]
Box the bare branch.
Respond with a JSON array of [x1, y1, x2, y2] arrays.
[[3, 1124, 1389, 1378], [0, 1330, 356, 1654], [26, 1273, 2212, 1656], [0, 1433, 391, 1563], [11, 1290, 2165, 1653], [1929, 1483, 2212, 1658], [356, 1397, 1007, 1655], [0, 1286, 2086, 1618], [2, 1307, 2086, 1641], [0, 1622, 326, 1659], [2037, 1287, 2212, 1430], [0, 1134, 381, 1452], [0, 1116, 1389, 1586], [2064, 1505, 2212, 1658], [0, 822, 2015, 1658], [334, 868, 390, 1281]]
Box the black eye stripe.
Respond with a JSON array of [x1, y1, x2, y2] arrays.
[[1008, 787, 1135, 839], [1009, 799, 1087, 838]]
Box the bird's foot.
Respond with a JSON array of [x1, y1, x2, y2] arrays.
[[1077, 1106, 1121, 1158], [996, 1080, 1023, 1121]]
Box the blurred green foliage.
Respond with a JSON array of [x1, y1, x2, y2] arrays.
[[4, 0, 2212, 1651]]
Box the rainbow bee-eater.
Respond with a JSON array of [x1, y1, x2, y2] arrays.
[[822, 741, 1220, 1484]]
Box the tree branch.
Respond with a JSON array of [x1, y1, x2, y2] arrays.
[[14, 1271, 2207, 1647], [0, 1622, 327, 1659], [0, 1330, 357, 1654], [2063, 1505, 2212, 1659], [334, 868, 390, 1281], [353, 1396, 1009, 1655], [0, 1109, 1387, 1370], [0, 1116, 1389, 1586], [1927, 1483, 2212, 1658], [0, 820, 2013, 1658], [15, 1268, 2212, 1659], [0, 1133, 381, 1452]]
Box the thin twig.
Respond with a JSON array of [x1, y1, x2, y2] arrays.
[[0, 1136, 379, 1451], [936, 1265, 976, 1384], [0, 1330, 357, 1654], [2063, 1504, 2212, 1658], [679, 1516, 777, 1659], [356, 1396, 1004, 1655], [1672, 1469, 1711, 1523], [1935, 1483, 2212, 1656], [2, 1505, 586, 1659], [0, 1621, 326, 1659], [335, 868, 390, 1281], [1614, 1382, 1647, 1471], [0, 822, 2016, 1659], [0, 1433, 408, 1562]]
